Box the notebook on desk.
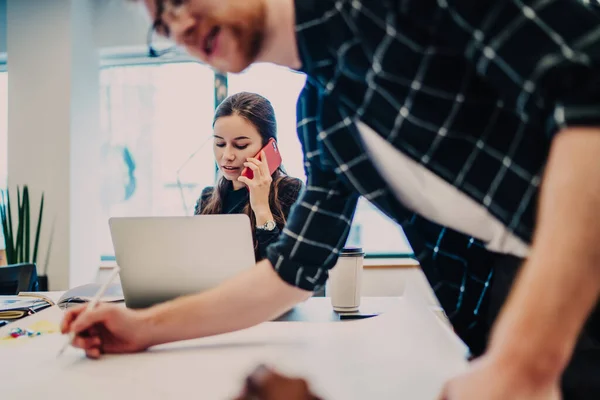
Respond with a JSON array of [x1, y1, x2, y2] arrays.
[[56, 283, 124, 308], [0, 283, 125, 324], [0, 294, 54, 320]]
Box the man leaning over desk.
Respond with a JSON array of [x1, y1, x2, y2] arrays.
[[63, 0, 600, 399]]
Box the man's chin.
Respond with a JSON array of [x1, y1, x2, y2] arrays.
[[213, 57, 253, 74], [227, 63, 252, 74]]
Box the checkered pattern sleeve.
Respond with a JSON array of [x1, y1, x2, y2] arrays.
[[434, 0, 600, 133], [265, 83, 360, 292]]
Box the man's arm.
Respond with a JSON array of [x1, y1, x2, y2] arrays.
[[63, 260, 311, 356], [441, 127, 600, 398], [436, 2, 600, 396], [64, 84, 360, 355], [144, 260, 312, 346], [67, 167, 357, 353], [486, 127, 600, 383], [68, 164, 358, 351]]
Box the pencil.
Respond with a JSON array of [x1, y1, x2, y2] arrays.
[[57, 266, 121, 357]]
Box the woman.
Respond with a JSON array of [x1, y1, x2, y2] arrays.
[[195, 92, 303, 261]]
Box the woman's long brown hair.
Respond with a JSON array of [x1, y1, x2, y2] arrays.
[[200, 92, 299, 257]]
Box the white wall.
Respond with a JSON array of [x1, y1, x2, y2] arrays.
[[7, 0, 101, 290], [92, 0, 153, 52], [0, 0, 155, 57], [0, 0, 171, 290]]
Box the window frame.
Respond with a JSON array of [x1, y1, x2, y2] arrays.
[[0, 61, 8, 251], [97, 54, 414, 260]]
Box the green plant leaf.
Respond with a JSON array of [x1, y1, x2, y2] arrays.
[[4, 189, 15, 264], [0, 192, 5, 238], [16, 186, 26, 263], [24, 186, 30, 263], [33, 193, 44, 265], [2, 187, 46, 266], [0, 190, 13, 264]]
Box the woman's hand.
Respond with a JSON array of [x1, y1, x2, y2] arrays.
[[238, 150, 274, 224]]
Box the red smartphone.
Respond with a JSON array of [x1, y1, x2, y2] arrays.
[[241, 137, 283, 180]]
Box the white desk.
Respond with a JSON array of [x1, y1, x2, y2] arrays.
[[0, 296, 467, 400]]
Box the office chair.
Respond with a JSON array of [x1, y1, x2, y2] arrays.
[[0, 263, 39, 295]]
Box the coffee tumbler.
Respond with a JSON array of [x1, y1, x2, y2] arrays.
[[326, 247, 364, 312]]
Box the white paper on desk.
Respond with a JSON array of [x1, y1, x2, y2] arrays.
[[0, 306, 69, 376], [404, 271, 470, 359], [0, 301, 467, 400]]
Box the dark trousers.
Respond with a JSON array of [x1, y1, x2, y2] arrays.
[[484, 254, 600, 400]]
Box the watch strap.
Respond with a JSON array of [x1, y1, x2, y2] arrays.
[[256, 220, 277, 231]]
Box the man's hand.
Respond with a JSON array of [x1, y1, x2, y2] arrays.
[[440, 355, 561, 400], [61, 303, 153, 358], [234, 365, 322, 400]]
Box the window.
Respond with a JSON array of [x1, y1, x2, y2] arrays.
[[0, 71, 7, 250], [227, 64, 307, 181], [98, 62, 216, 258], [99, 60, 412, 259], [228, 64, 412, 257], [0, 71, 7, 189]]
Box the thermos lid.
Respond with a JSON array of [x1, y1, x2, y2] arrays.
[[340, 247, 364, 256]]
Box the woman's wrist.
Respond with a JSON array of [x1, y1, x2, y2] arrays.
[[254, 209, 274, 226]]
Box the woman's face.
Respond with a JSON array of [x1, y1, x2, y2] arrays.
[[213, 114, 264, 183]]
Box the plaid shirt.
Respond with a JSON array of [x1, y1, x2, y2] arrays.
[[265, 0, 600, 344]]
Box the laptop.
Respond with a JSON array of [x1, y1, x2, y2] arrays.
[[109, 215, 256, 309]]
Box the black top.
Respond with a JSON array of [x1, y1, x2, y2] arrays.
[[194, 178, 304, 261]]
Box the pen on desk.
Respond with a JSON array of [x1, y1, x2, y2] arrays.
[[57, 266, 121, 357]]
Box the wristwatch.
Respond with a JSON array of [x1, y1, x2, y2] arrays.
[[256, 220, 277, 231]]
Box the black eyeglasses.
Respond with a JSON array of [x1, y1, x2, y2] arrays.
[[147, 0, 182, 58], [147, 21, 178, 58]]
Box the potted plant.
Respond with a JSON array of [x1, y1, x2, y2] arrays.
[[0, 185, 46, 290]]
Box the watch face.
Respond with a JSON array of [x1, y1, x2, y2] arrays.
[[257, 220, 276, 231], [265, 220, 277, 231]]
